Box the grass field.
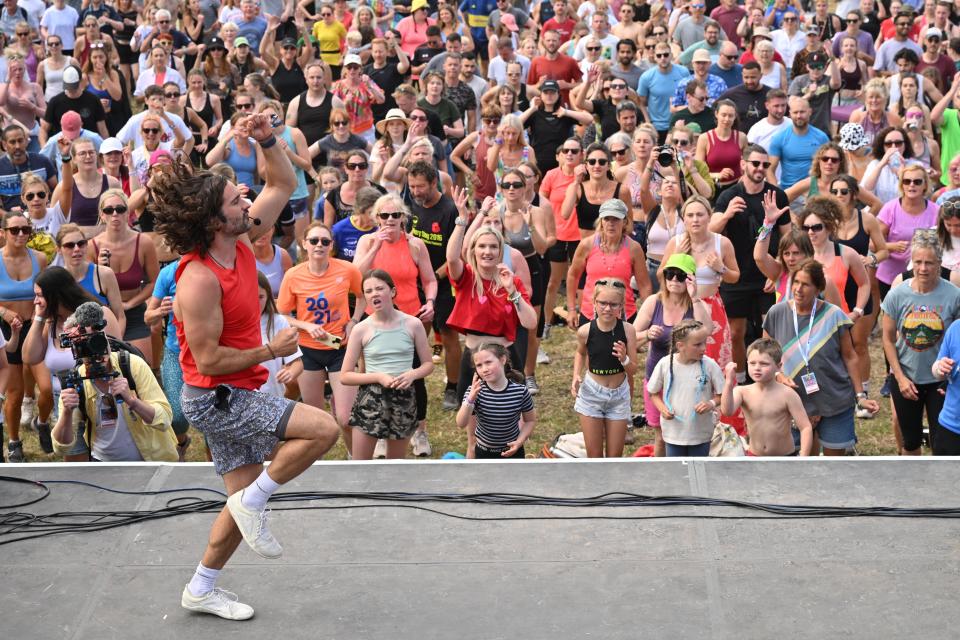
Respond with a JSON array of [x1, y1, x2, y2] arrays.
[[10, 325, 904, 462]]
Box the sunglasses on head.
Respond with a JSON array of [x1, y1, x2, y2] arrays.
[[663, 268, 687, 282], [102, 205, 128, 216], [902, 177, 925, 186], [802, 223, 825, 232], [346, 162, 368, 170], [595, 278, 626, 288], [378, 211, 403, 220], [23, 191, 46, 201], [61, 239, 88, 250], [586, 158, 608, 166], [306, 236, 332, 246], [747, 159, 772, 169], [830, 187, 851, 195], [5, 226, 32, 235]]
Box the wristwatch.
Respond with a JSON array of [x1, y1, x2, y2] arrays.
[[454, 216, 468, 227]]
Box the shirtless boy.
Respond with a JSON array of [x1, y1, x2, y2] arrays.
[[721, 338, 813, 456]]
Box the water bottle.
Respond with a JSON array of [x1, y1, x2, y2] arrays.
[[889, 151, 903, 171]]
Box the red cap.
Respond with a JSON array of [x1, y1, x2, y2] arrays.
[[61, 111, 82, 141]]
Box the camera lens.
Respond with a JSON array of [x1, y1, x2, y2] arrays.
[[658, 150, 674, 167]]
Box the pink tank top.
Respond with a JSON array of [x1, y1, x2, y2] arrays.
[[704, 130, 742, 184], [371, 233, 421, 315], [580, 236, 636, 320]]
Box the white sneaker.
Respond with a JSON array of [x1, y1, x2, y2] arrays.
[[525, 375, 540, 395], [373, 438, 387, 459], [536, 347, 550, 365], [225, 492, 283, 559], [181, 586, 254, 620], [412, 430, 432, 457], [20, 397, 35, 430]]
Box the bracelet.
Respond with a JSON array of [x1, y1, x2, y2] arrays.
[[33, 315, 44, 323], [508, 290, 522, 303], [258, 135, 278, 149], [266, 344, 277, 359], [756, 221, 774, 241], [462, 399, 475, 408], [620, 356, 631, 367], [494, 137, 504, 145], [61, 155, 72, 163]]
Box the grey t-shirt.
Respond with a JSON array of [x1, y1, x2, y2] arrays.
[[763, 300, 854, 418], [647, 355, 724, 446], [611, 64, 644, 91], [673, 17, 708, 51], [880, 279, 960, 385]]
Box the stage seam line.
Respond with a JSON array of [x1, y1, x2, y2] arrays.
[[690, 460, 729, 639], [67, 466, 173, 640]]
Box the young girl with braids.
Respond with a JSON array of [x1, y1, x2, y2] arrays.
[[646, 319, 725, 457], [456, 342, 536, 459], [571, 277, 639, 458]]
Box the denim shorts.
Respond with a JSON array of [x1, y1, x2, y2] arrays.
[[794, 405, 856, 450], [289, 197, 309, 220], [574, 374, 631, 421]]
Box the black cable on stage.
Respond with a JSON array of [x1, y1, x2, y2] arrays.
[[5, 476, 960, 547]]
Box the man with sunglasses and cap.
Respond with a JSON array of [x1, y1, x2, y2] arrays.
[[788, 50, 841, 134], [918, 27, 955, 93]]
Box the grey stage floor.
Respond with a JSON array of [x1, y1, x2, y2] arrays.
[[2, 458, 960, 639]]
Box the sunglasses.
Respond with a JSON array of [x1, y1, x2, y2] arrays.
[[884, 139, 905, 147], [722, 53, 738, 60], [165, 92, 180, 98], [902, 177, 925, 186], [586, 46, 601, 52], [91, 42, 106, 49], [48, 41, 62, 46], [5, 226, 32, 235], [655, 52, 671, 59], [663, 268, 687, 282], [332, 120, 350, 127], [674, 139, 691, 146], [653, 30, 666, 36], [500, 180, 524, 190], [409, 115, 428, 122], [595, 300, 623, 309], [158, 19, 170, 24], [747, 159, 772, 169], [306, 236, 333, 246], [808, 64, 825, 70], [320, 12, 332, 16], [609, 83, 627, 89], [586, 158, 608, 166], [142, 127, 160, 134], [610, 148, 628, 156], [846, 17, 860, 22], [483, 118, 500, 125], [102, 205, 128, 216], [236, 103, 254, 110], [23, 191, 46, 201], [783, 16, 798, 21], [820, 155, 841, 163], [378, 211, 403, 219], [346, 162, 368, 170], [16, 31, 29, 36], [830, 188, 851, 196], [61, 239, 88, 250], [595, 278, 626, 288], [644, 44, 655, 50], [802, 223, 825, 232], [562, 147, 581, 154]]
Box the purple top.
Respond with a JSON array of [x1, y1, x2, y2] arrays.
[[876, 198, 940, 285], [645, 298, 695, 378]]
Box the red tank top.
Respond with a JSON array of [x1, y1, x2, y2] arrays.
[[580, 237, 636, 320], [704, 130, 743, 184], [175, 242, 268, 389], [371, 233, 421, 315]]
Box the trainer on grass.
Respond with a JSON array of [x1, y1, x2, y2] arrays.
[[149, 113, 339, 621]]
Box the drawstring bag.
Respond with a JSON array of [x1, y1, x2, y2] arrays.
[[710, 421, 746, 457]]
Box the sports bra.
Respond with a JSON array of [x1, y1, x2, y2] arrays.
[[0, 250, 40, 301], [78, 262, 110, 305], [694, 234, 723, 286], [837, 209, 871, 257], [587, 318, 627, 377], [576, 182, 622, 231], [93, 234, 145, 292], [502, 206, 535, 257]]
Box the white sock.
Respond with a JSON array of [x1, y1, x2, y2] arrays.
[[188, 563, 221, 596], [240, 469, 282, 511]]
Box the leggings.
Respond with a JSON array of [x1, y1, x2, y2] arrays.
[[413, 352, 427, 422], [888, 376, 944, 452], [932, 423, 960, 455], [665, 441, 711, 457]]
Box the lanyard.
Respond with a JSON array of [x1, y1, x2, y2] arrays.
[[791, 298, 818, 368]]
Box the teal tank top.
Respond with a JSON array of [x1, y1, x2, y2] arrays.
[[363, 323, 414, 376]]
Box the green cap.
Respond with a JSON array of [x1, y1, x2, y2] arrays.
[[664, 252, 696, 275]]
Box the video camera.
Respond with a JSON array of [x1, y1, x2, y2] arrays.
[[55, 330, 118, 389]]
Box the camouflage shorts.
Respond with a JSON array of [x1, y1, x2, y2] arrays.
[[349, 383, 418, 440]]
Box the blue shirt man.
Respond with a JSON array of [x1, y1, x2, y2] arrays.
[[767, 96, 829, 189], [638, 43, 690, 133]]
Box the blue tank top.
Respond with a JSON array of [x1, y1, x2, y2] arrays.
[[227, 139, 258, 187], [78, 263, 109, 305], [87, 84, 113, 110], [0, 251, 40, 301], [279, 128, 308, 200]]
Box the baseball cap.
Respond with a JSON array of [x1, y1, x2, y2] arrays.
[[806, 51, 828, 67], [234, 36, 250, 47], [205, 35, 225, 50], [63, 66, 81, 88], [501, 13, 519, 32], [149, 149, 173, 167], [343, 53, 362, 67], [692, 49, 711, 63], [541, 79, 560, 92], [927, 27, 943, 39], [664, 253, 697, 275], [281, 37, 298, 48], [100, 137, 124, 154], [598, 199, 628, 220], [60, 111, 82, 141]]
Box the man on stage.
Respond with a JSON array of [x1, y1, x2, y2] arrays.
[[149, 113, 339, 620]]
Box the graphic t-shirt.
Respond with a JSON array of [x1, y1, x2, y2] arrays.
[[277, 259, 362, 350], [880, 279, 960, 384]]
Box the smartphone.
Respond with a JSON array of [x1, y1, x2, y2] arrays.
[[269, 114, 283, 129]]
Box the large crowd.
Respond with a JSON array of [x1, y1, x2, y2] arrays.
[[3, 0, 960, 464]]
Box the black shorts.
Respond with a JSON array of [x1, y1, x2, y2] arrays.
[[719, 288, 775, 320], [525, 254, 545, 307], [115, 41, 138, 65], [546, 240, 579, 263], [0, 318, 30, 366], [123, 302, 151, 341], [431, 286, 456, 334], [300, 345, 345, 372]]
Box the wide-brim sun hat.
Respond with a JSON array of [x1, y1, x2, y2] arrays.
[[376, 108, 412, 135]]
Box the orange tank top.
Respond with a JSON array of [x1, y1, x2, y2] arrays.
[[371, 233, 421, 315], [824, 243, 851, 314]]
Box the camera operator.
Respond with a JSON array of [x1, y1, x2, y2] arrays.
[[51, 302, 177, 462]]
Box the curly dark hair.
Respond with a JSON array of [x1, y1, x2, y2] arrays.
[[146, 161, 228, 256], [800, 195, 844, 236]]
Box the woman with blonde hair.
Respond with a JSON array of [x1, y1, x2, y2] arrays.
[[849, 78, 902, 145], [488, 113, 536, 185], [53, 137, 122, 234]]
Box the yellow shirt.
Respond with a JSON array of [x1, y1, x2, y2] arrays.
[[312, 20, 346, 65]]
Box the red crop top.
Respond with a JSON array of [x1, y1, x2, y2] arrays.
[[446, 264, 529, 343]]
